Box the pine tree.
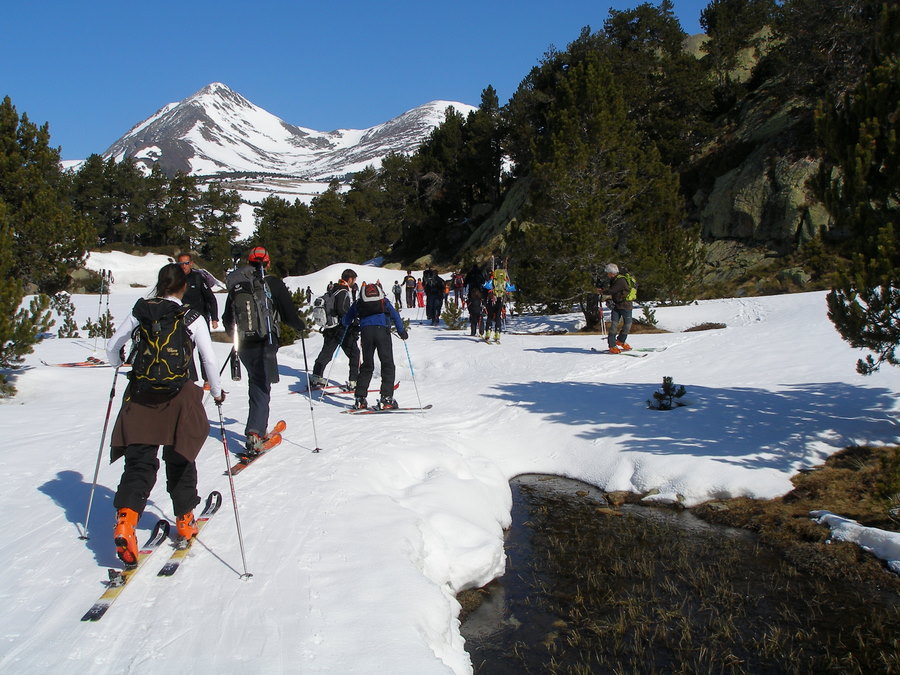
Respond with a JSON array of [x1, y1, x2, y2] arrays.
[[510, 56, 687, 326], [197, 182, 240, 274], [459, 86, 504, 208], [252, 195, 311, 276], [819, 4, 899, 374], [700, 0, 774, 89], [0, 201, 54, 395], [0, 96, 93, 293], [162, 172, 200, 247]]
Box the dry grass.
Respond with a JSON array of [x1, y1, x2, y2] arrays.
[[461, 455, 900, 673], [684, 322, 727, 332], [693, 444, 900, 585]]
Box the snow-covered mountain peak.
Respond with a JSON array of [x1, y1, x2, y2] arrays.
[[101, 82, 475, 180]]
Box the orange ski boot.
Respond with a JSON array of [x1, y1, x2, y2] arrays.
[[176, 512, 198, 541], [114, 508, 140, 566]]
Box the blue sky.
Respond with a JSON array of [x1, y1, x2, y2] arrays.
[[4, 1, 709, 161]]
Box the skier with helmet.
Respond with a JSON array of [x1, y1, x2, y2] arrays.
[[222, 246, 306, 458]]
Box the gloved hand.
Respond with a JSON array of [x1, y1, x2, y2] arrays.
[[214, 391, 227, 405], [398, 330, 409, 340]]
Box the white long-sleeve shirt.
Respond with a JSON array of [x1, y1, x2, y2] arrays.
[[106, 296, 223, 398]]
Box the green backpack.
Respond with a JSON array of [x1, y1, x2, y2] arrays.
[[492, 268, 508, 300], [621, 273, 638, 302]]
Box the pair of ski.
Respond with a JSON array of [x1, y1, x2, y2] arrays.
[[342, 403, 432, 415], [227, 419, 286, 476], [590, 346, 668, 358], [41, 356, 110, 368], [81, 491, 222, 621], [292, 382, 400, 396]]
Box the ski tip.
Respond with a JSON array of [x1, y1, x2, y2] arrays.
[[204, 491, 223, 514]]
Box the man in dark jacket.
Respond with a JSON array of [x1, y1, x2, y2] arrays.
[[402, 270, 417, 308], [310, 269, 360, 390], [600, 263, 634, 354], [342, 283, 408, 410], [177, 253, 219, 384], [423, 268, 445, 326], [222, 246, 305, 457]]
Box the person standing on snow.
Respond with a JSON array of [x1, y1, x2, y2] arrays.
[[342, 282, 408, 410], [423, 268, 445, 325], [482, 270, 514, 343], [176, 252, 219, 388], [402, 270, 417, 308], [415, 278, 425, 308], [106, 263, 225, 565], [392, 280, 403, 307], [599, 263, 634, 353], [222, 246, 306, 458], [467, 286, 485, 337], [310, 268, 360, 391]]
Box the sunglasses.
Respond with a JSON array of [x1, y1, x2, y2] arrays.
[[178, 262, 191, 266]]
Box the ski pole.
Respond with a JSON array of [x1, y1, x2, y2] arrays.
[[299, 335, 323, 453], [401, 338, 424, 410], [217, 401, 253, 580], [322, 323, 351, 393], [218, 348, 233, 378], [92, 270, 105, 354], [80, 365, 121, 539]]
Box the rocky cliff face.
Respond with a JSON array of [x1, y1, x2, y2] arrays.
[[689, 90, 832, 258]]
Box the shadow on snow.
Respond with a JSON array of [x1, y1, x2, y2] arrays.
[[484, 380, 899, 472]]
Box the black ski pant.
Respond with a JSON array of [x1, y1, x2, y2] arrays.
[[405, 287, 415, 308], [114, 444, 200, 518], [426, 293, 443, 323], [355, 325, 396, 400], [469, 311, 483, 336], [238, 338, 279, 438], [486, 299, 503, 333], [313, 325, 360, 381]]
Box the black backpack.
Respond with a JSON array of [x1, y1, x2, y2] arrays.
[[227, 266, 280, 342], [128, 298, 197, 400], [423, 271, 444, 293]]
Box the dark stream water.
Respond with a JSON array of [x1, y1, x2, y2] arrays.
[[460, 474, 899, 674]]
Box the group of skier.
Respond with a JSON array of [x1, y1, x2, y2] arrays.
[[102, 245, 634, 568]]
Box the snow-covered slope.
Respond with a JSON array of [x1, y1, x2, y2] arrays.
[[2, 252, 898, 673], [102, 82, 475, 180]]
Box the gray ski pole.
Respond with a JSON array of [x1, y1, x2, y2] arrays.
[[299, 335, 323, 453], [401, 338, 424, 410], [80, 365, 121, 539], [217, 400, 253, 580]]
